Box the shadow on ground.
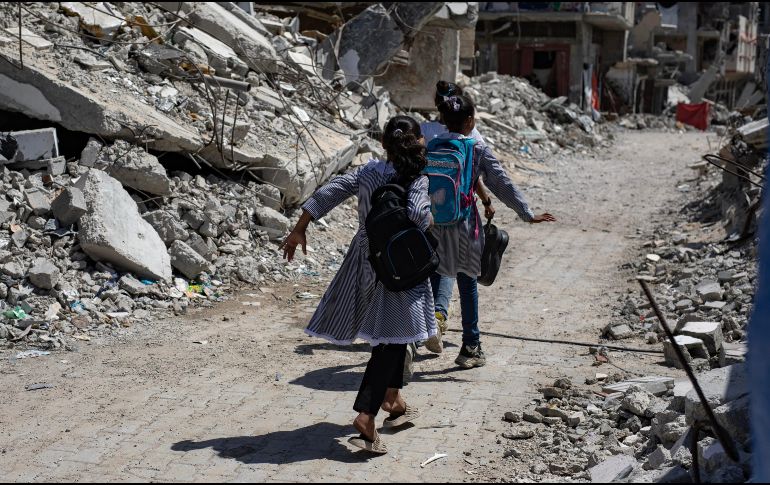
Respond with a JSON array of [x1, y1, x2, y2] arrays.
[[289, 363, 366, 391], [288, 359, 471, 391], [294, 342, 371, 355], [171, 423, 377, 465]]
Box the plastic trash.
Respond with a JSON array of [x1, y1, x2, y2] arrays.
[[14, 350, 51, 359], [420, 453, 448, 468], [3, 307, 27, 320]]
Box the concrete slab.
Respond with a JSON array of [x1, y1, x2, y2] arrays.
[[75, 169, 171, 281], [0, 128, 59, 163], [602, 376, 674, 396], [2, 27, 53, 50]]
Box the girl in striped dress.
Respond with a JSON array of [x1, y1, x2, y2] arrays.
[[281, 116, 436, 454]]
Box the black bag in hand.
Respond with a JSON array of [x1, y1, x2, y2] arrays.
[[478, 218, 509, 286], [366, 180, 439, 292]]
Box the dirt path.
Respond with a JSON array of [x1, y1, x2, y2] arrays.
[[0, 131, 710, 482]]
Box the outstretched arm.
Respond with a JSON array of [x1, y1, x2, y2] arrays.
[[301, 167, 362, 221], [281, 166, 363, 262], [478, 146, 555, 224]]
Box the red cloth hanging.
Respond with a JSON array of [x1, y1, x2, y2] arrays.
[[676, 102, 710, 131]]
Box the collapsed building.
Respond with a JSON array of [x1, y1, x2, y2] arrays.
[[0, 1, 477, 345]]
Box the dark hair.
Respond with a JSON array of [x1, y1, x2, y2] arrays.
[[382, 115, 427, 183], [434, 80, 464, 108], [437, 94, 475, 133]]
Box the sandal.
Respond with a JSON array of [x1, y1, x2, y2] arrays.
[[383, 404, 421, 428], [348, 431, 387, 454]]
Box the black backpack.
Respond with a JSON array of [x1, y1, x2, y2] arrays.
[[478, 218, 509, 286], [365, 178, 440, 292]]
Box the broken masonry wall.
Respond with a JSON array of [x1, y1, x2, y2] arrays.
[[379, 25, 461, 112], [318, 2, 444, 86]]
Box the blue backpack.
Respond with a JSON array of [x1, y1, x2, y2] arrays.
[[424, 137, 476, 225]]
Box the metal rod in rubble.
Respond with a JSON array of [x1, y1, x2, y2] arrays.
[[703, 153, 767, 181], [702, 154, 765, 189], [638, 279, 740, 462]]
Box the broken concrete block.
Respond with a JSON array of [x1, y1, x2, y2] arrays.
[[51, 187, 88, 226], [723, 341, 747, 365], [679, 321, 723, 356], [28, 258, 60, 290], [24, 187, 51, 216], [602, 376, 674, 396], [697, 437, 733, 478], [651, 411, 688, 446], [696, 280, 723, 301], [621, 385, 654, 417], [663, 335, 709, 368], [79, 137, 103, 167], [541, 386, 563, 399], [713, 394, 750, 444], [608, 324, 633, 339], [75, 169, 171, 281], [60, 2, 124, 39], [101, 142, 172, 196], [186, 232, 217, 262], [173, 26, 249, 76], [254, 206, 289, 234], [143, 210, 189, 245], [566, 412, 583, 428], [47, 156, 66, 176], [118, 274, 149, 296], [199, 220, 219, 238], [588, 454, 636, 483], [319, 3, 444, 86], [685, 364, 748, 425], [1, 261, 25, 279], [169, 240, 212, 279], [672, 378, 694, 412], [74, 53, 113, 71], [254, 184, 282, 211], [0, 128, 59, 163], [253, 86, 284, 111], [523, 411, 543, 424], [185, 2, 278, 73], [644, 445, 672, 471], [1, 27, 52, 50]]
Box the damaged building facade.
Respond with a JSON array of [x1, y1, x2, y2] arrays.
[[474, 2, 635, 112], [613, 2, 762, 115]]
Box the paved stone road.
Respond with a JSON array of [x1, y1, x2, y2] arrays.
[[0, 132, 708, 482]]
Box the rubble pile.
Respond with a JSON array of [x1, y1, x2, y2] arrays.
[[603, 112, 764, 373], [0, 1, 409, 349], [494, 367, 750, 483], [462, 73, 613, 157], [0, 2, 395, 204], [604, 227, 755, 370], [0, 135, 357, 349]]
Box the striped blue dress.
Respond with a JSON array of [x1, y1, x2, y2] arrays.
[[301, 159, 438, 346], [432, 132, 535, 278]]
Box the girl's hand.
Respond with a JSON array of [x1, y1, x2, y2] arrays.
[[280, 228, 307, 262], [530, 213, 556, 223], [484, 201, 496, 220], [280, 209, 314, 262]]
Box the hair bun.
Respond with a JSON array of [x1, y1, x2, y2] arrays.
[[436, 80, 455, 97]]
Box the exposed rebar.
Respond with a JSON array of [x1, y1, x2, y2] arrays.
[[638, 278, 739, 462]]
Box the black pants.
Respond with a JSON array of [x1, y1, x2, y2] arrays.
[[353, 344, 407, 416]]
